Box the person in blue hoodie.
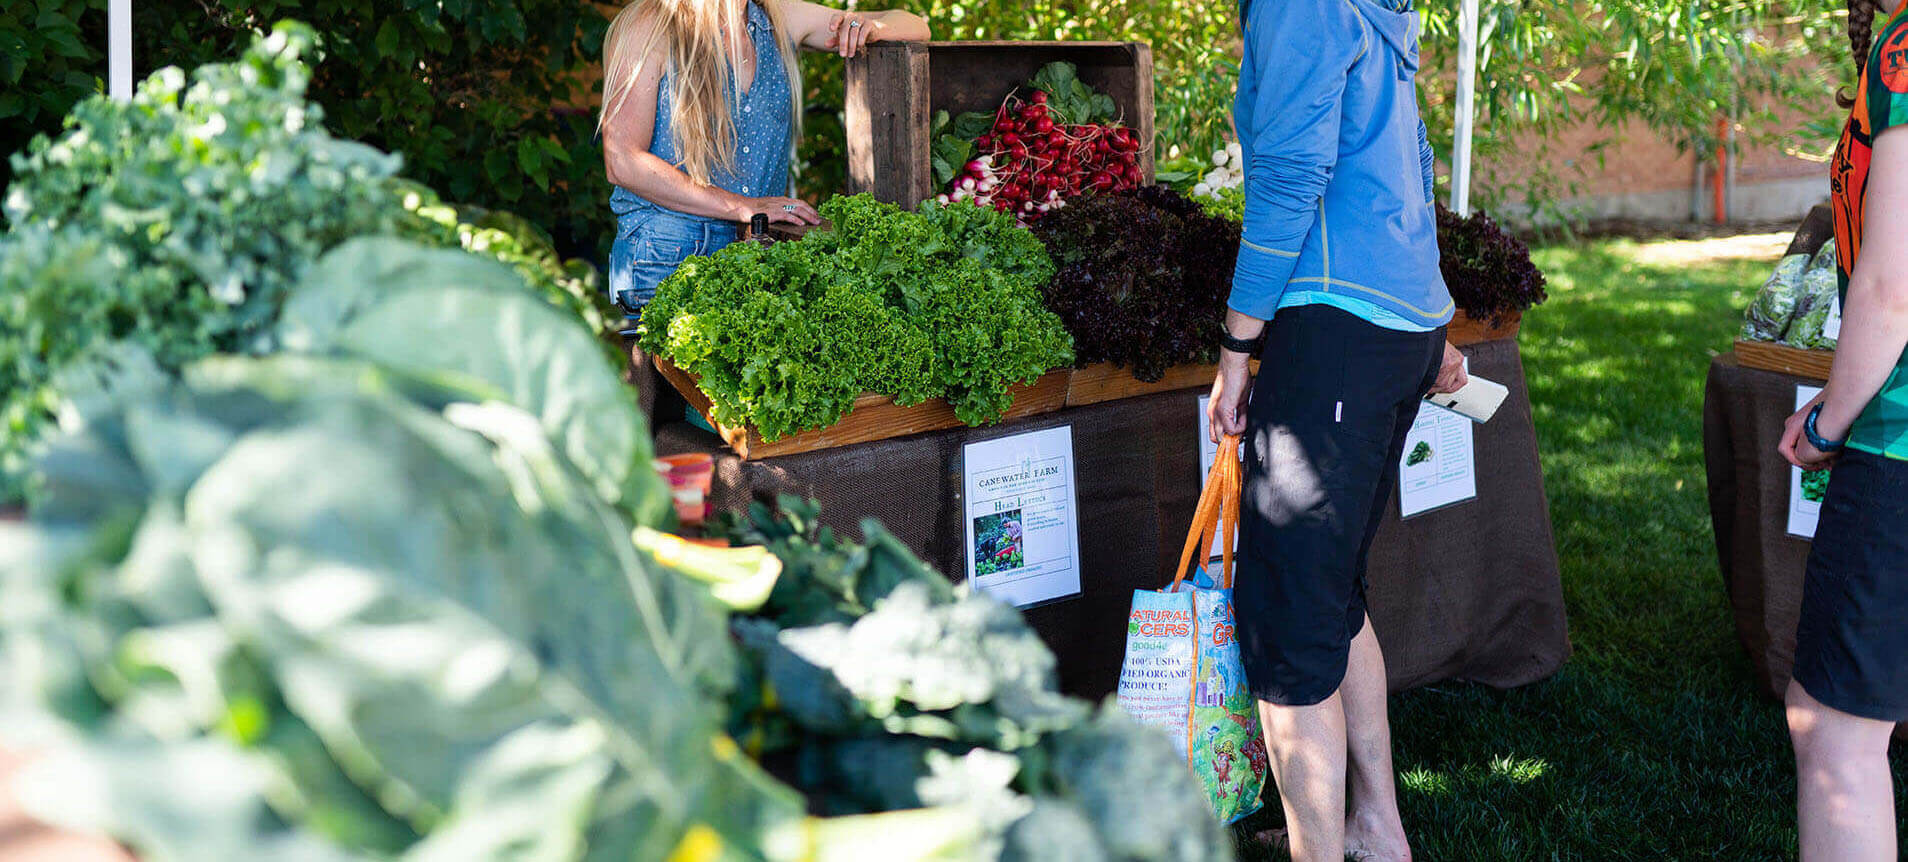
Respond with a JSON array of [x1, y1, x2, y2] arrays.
[[1204, 0, 1467, 857]]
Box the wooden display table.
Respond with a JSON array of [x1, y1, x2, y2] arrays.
[[655, 359, 1071, 460], [657, 336, 1569, 700]]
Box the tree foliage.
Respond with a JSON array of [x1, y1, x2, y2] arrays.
[[2, 0, 1853, 245], [4, 0, 611, 255]]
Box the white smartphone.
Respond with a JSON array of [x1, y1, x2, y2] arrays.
[[1424, 374, 1509, 424]]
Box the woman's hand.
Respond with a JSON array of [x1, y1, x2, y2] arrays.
[[826, 11, 875, 57], [783, 3, 930, 55], [1429, 342, 1468, 394], [1209, 353, 1253, 444], [1780, 391, 1844, 472], [739, 196, 822, 226]]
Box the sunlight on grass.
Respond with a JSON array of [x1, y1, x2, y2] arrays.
[[1399, 768, 1454, 798], [1487, 755, 1549, 785], [1235, 233, 1908, 861]]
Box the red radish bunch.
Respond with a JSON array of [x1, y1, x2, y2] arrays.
[[935, 90, 1146, 223]]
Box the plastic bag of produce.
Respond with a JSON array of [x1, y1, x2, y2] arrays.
[[1741, 252, 1810, 342], [1116, 435, 1268, 825], [1785, 240, 1841, 350]]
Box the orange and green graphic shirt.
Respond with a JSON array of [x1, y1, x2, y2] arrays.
[[1830, 0, 1908, 460]]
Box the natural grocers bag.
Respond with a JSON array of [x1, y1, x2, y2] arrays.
[[1741, 252, 1809, 342], [1785, 239, 1841, 350], [1116, 436, 1268, 825]]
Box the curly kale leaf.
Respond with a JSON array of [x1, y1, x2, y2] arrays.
[[639, 195, 1071, 438]]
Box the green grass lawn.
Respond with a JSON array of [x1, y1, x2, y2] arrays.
[[1233, 237, 1908, 859]]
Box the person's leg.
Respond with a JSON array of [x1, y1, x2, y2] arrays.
[[1259, 693, 1348, 862], [1787, 680, 1898, 861], [1786, 449, 1908, 860], [1341, 615, 1409, 861], [1339, 332, 1440, 862], [1237, 308, 1440, 860]]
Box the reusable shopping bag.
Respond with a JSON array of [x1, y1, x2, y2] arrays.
[[1115, 435, 1268, 824]]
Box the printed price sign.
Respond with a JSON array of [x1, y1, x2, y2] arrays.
[[962, 426, 1082, 607]]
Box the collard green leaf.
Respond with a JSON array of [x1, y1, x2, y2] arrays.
[[4, 359, 805, 861], [277, 238, 668, 526], [16, 734, 368, 862]]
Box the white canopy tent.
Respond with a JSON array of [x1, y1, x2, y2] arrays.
[[110, 0, 132, 101], [1452, 0, 1480, 215]]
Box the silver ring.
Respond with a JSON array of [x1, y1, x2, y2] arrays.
[[782, 204, 797, 212], [849, 18, 862, 27]]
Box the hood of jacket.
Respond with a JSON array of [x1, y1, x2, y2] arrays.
[[1346, 0, 1420, 77]]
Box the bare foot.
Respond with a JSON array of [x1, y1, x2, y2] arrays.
[[1343, 813, 1410, 862]]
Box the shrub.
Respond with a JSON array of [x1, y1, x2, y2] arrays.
[[96, 0, 613, 257]]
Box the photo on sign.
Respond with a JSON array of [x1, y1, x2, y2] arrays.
[[1397, 400, 1478, 519], [973, 510, 1026, 576]]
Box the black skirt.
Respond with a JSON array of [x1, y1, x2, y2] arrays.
[[1792, 448, 1908, 722]]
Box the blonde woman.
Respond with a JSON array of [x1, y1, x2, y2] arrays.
[[599, 0, 928, 317]]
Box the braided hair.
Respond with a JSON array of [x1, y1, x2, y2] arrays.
[[1843, 0, 1888, 107]]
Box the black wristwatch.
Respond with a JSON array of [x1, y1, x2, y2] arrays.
[[1805, 402, 1847, 453], [1219, 328, 1264, 357]]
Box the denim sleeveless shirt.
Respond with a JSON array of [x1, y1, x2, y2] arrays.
[[609, 0, 793, 314]]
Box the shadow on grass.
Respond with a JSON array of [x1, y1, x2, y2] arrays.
[[1230, 240, 1908, 860]]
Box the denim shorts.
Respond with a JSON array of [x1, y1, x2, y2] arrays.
[[608, 212, 740, 319]]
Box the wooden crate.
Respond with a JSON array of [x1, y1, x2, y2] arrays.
[[655, 359, 1072, 460], [1736, 340, 1834, 381], [845, 41, 1155, 208], [1447, 309, 1522, 346], [1065, 362, 1220, 407], [1062, 308, 1520, 408]]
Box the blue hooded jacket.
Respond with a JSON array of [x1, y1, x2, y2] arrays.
[[1229, 0, 1453, 329]]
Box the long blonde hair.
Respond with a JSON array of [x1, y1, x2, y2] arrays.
[[599, 0, 802, 187]]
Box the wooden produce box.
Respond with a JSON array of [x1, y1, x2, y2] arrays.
[[1062, 309, 1520, 408], [655, 359, 1072, 460], [1447, 308, 1522, 346], [1065, 362, 1223, 408], [1735, 340, 1833, 381], [845, 41, 1155, 208]]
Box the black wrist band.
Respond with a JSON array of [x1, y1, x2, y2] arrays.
[[1805, 403, 1846, 453], [1219, 330, 1263, 356]]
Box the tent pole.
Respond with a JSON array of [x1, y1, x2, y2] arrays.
[[1451, 0, 1479, 215], [110, 0, 132, 102]]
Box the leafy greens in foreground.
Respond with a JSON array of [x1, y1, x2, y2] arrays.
[[716, 498, 1237, 861], [0, 24, 613, 507], [0, 248, 1010, 861]]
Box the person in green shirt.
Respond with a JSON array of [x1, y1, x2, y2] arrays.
[[1779, 0, 1908, 857]]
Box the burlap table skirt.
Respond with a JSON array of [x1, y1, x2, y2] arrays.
[[659, 338, 1571, 700], [1702, 352, 1908, 731]]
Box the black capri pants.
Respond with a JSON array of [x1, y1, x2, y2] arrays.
[[1233, 304, 1445, 706]]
